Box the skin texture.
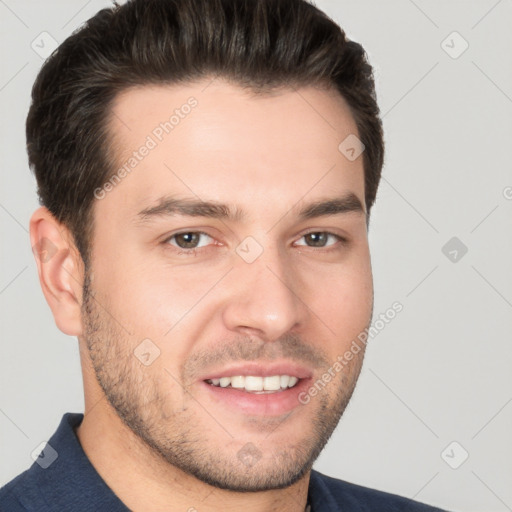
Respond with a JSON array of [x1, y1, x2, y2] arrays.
[[30, 78, 374, 512]]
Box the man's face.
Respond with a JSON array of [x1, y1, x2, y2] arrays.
[[82, 79, 373, 491]]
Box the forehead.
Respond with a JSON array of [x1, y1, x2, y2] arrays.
[[101, 79, 364, 219]]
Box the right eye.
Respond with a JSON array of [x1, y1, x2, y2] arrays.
[[164, 231, 215, 250]]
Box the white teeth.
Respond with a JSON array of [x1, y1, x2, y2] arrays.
[[245, 376, 263, 391], [206, 374, 300, 392], [288, 376, 298, 388], [263, 375, 281, 391], [219, 377, 231, 388], [230, 376, 245, 389]]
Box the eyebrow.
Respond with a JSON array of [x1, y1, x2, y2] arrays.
[[135, 192, 365, 223], [298, 193, 365, 219]]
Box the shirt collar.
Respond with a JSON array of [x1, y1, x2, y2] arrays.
[[34, 413, 338, 511]]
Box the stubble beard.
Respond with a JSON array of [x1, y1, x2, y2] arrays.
[[80, 269, 367, 492]]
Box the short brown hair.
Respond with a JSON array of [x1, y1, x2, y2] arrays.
[[26, 0, 384, 266]]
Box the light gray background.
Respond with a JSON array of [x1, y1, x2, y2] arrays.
[[1, 1, 511, 511]]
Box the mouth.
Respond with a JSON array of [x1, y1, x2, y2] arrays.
[[199, 363, 312, 416], [205, 374, 300, 394]]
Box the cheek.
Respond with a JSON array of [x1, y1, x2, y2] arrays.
[[322, 280, 372, 336], [302, 254, 373, 341], [91, 257, 225, 366]]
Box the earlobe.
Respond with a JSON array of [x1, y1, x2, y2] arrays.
[[29, 207, 85, 336]]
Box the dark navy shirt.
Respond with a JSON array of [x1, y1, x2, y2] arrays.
[[0, 413, 449, 511]]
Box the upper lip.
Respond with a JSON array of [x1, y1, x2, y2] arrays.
[[198, 361, 314, 381]]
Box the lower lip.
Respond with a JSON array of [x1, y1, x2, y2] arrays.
[[200, 379, 311, 416]]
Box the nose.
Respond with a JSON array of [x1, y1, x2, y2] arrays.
[[221, 247, 306, 341]]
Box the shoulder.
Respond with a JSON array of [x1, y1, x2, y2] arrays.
[[0, 413, 129, 512], [309, 470, 450, 511], [0, 413, 82, 511], [0, 468, 48, 511]]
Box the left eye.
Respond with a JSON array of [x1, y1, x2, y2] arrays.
[[166, 232, 214, 249], [295, 232, 341, 248]]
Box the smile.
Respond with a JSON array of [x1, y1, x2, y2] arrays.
[[205, 375, 300, 393]]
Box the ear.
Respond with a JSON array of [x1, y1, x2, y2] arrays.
[[30, 207, 85, 336]]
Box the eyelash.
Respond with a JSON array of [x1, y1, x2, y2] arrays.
[[164, 231, 215, 256], [163, 230, 348, 256]]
